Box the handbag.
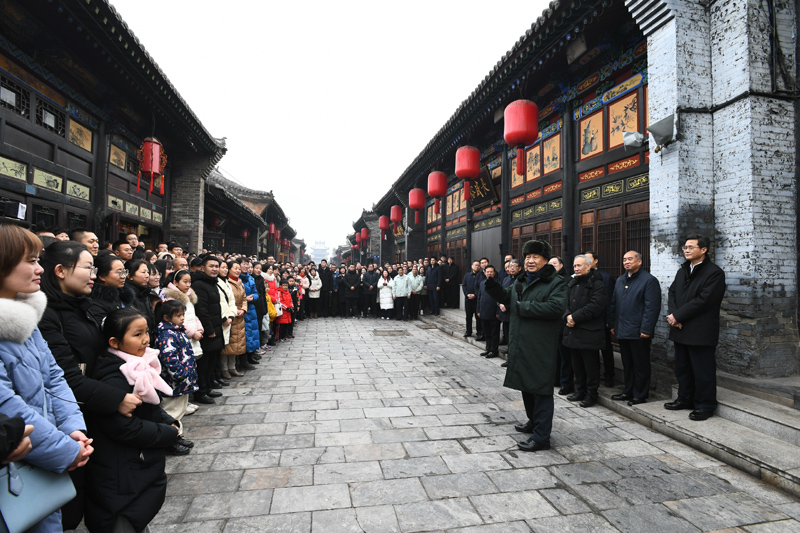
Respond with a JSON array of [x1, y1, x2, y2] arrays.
[[274, 300, 283, 318], [0, 461, 76, 533]]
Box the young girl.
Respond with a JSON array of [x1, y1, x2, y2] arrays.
[[85, 308, 180, 533], [275, 278, 294, 340], [154, 299, 197, 452]]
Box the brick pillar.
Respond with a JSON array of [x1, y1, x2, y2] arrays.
[[168, 150, 221, 254]]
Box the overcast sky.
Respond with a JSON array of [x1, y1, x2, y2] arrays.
[[110, 0, 551, 254]]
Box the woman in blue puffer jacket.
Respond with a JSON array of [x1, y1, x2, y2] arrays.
[[239, 260, 261, 362], [0, 224, 92, 532]]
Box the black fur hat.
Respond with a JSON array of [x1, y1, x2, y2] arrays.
[[521, 240, 553, 260]]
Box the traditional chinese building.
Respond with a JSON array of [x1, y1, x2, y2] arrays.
[[348, 0, 800, 388], [0, 0, 226, 250]]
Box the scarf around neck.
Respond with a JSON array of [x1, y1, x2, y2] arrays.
[[109, 347, 173, 404]]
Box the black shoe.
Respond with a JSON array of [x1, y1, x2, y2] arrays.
[[518, 438, 551, 452], [557, 387, 574, 396], [216, 378, 230, 387], [604, 378, 615, 387], [463, 333, 472, 338], [664, 400, 694, 411], [689, 410, 713, 421], [177, 436, 194, 448], [479, 351, 490, 357], [207, 390, 223, 398], [210, 381, 223, 390], [166, 443, 191, 456], [252, 354, 263, 361], [580, 397, 597, 408], [193, 393, 216, 404], [628, 398, 647, 406], [247, 355, 261, 365], [566, 392, 585, 402], [514, 421, 534, 433], [501, 361, 508, 367], [475, 335, 486, 341], [611, 393, 632, 401], [485, 352, 498, 359]]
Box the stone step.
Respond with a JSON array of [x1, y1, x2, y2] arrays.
[[671, 384, 800, 447], [716, 370, 800, 409], [599, 385, 800, 499]]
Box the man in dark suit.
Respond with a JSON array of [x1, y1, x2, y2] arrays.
[[665, 235, 726, 421], [462, 260, 483, 338], [445, 256, 461, 310], [318, 259, 334, 317], [192, 255, 227, 404], [477, 265, 500, 358], [584, 251, 616, 386], [425, 257, 443, 315]]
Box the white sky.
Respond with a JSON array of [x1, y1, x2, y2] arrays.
[[110, 0, 552, 254]]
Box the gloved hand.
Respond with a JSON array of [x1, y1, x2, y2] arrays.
[[485, 276, 499, 290], [515, 282, 524, 312]]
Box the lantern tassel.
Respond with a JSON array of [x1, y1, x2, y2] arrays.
[[382, 230, 385, 239], [517, 148, 525, 176], [415, 211, 419, 225], [136, 171, 141, 193], [149, 175, 154, 194], [394, 222, 397, 233], [464, 181, 470, 204], [160, 174, 165, 195], [435, 198, 440, 215]]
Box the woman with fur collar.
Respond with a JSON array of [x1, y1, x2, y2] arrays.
[[0, 225, 93, 532], [88, 253, 135, 328]]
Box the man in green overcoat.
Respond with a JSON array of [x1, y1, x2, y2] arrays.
[[485, 240, 567, 451]]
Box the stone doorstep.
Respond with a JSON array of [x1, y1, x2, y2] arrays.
[[671, 384, 800, 447], [598, 387, 800, 499], [717, 370, 800, 409]]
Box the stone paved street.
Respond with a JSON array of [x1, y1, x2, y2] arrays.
[[154, 318, 800, 532]]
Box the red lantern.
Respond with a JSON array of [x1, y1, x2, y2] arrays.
[[504, 100, 539, 176], [268, 223, 276, 236], [275, 229, 281, 242], [390, 205, 403, 232], [136, 137, 168, 194], [379, 215, 390, 239], [428, 171, 447, 214], [455, 145, 481, 205], [356, 233, 362, 244], [360, 228, 369, 242], [408, 188, 425, 225]]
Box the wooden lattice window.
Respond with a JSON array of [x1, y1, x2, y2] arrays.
[[36, 100, 66, 137], [0, 75, 30, 118]]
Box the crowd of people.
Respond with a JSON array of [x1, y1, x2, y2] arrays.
[[0, 221, 726, 532]]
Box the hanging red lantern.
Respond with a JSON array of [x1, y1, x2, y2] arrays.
[[136, 137, 168, 194], [356, 233, 362, 244], [390, 205, 403, 232], [360, 228, 369, 242], [275, 229, 281, 242], [428, 171, 447, 214], [504, 100, 539, 176], [241, 228, 249, 246], [268, 223, 276, 236], [455, 145, 481, 205], [379, 215, 390, 239], [408, 188, 425, 225]]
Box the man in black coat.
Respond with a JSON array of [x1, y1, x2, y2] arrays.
[[361, 264, 380, 317], [318, 259, 334, 317], [608, 250, 661, 406], [476, 265, 500, 358], [584, 251, 616, 387], [445, 257, 461, 310], [192, 255, 227, 403], [425, 258, 444, 315], [665, 235, 726, 421], [462, 260, 484, 338], [342, 264, 362, 318], [562, 255, 608, 407]]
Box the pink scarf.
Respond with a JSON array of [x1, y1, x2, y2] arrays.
[[109, 347, 173, 404]]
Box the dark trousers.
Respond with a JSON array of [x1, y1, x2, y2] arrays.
[[557, 342, 574, 389], [196, 348, 220, 394], [331, 290, 339, 317], [345, 298, 358, 317], [674, 342, 717, 411], [521, 392, 554, 445], [428, 289, 440, 315], [501, 321, 509, 344], [409, 293, 420, 318], [464, 298, 482, 335], [321, 290, 331, 316], [361, 293, 377, 316], [571, 348, 600, 399], [395, 296, 408, 320], [448, 285, 461, 309], [601, 327, 614, 381], [483, 318, 500, 354], [619, 338, 651, 400]]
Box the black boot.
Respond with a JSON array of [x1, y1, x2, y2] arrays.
[[247, 353, 261, 365], [239, 354, 256, 371]]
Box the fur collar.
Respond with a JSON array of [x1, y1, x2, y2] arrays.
[[162, 285, 196, 306], [0, 292, 48, 344], [92, 283, 135, 305]]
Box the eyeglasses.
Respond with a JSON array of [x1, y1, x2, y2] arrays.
[[76, 265, 99, 276], [682, 246, 700, 251], [113, 269, 129, 278]]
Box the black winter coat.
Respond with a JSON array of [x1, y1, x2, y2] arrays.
[[362, 271, 380, 294], [608, 269, 661, 340], [253, 275, 267, 318], [462, 270, 482, 297], [39, 293, 126, 414], [562, 271, 608, 350], [476, 278, 499, 320], [426, 265, 443, 290], [668, 260, 726, 346], [445, 264, 460, 286], [498, 274, 515, 322], [343, 271, 362, 299], [88, 283, 136, 329], [192, 271, 224, 351], [84, 350, 178, 533], [319, 267, 334, 291], [125, 279, 156, 330]]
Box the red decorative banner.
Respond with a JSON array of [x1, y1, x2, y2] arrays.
[[579, 167, 605, 182], [526, 189, 543, 200], [544, 181, 563, 195], [609, 154, 641, 174], [511, 195, 525, 206]]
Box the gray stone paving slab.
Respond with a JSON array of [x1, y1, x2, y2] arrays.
[[403, 439, 466, 457], [602, 502, 700, 532], [420, 472, 499, 499], [549, 462, 622, 485], [486, 467, 557, 492], [424, 425, 481, 440], [470, 491, 560, 522], [223, 513, 310, 533], [184, 489, 272, 521], [571, 482, 631, 511], [314, 431, 372, 447], [343, 442, 407, 462], [279, 446, 345, 466], [313, 460, 384, 484], [371, 428, 428, 443], [310, 509, 363, 533], [663, 492, 789, 530], [157, 521, 226, 533], [395, 498, 484, 532], [239, 466, 313, 489], [526, 513, 619, 532], [353, 505, 401, 533], [349, 477, 429, 506], [166, 470, 243, 496], [254, 434, 315, 451], [448, 522, 532, 533], [380, 456, 451, 478], [270, 483, 351, 513], [460, 435, 518, 453], [441, 452, 512, 473]]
